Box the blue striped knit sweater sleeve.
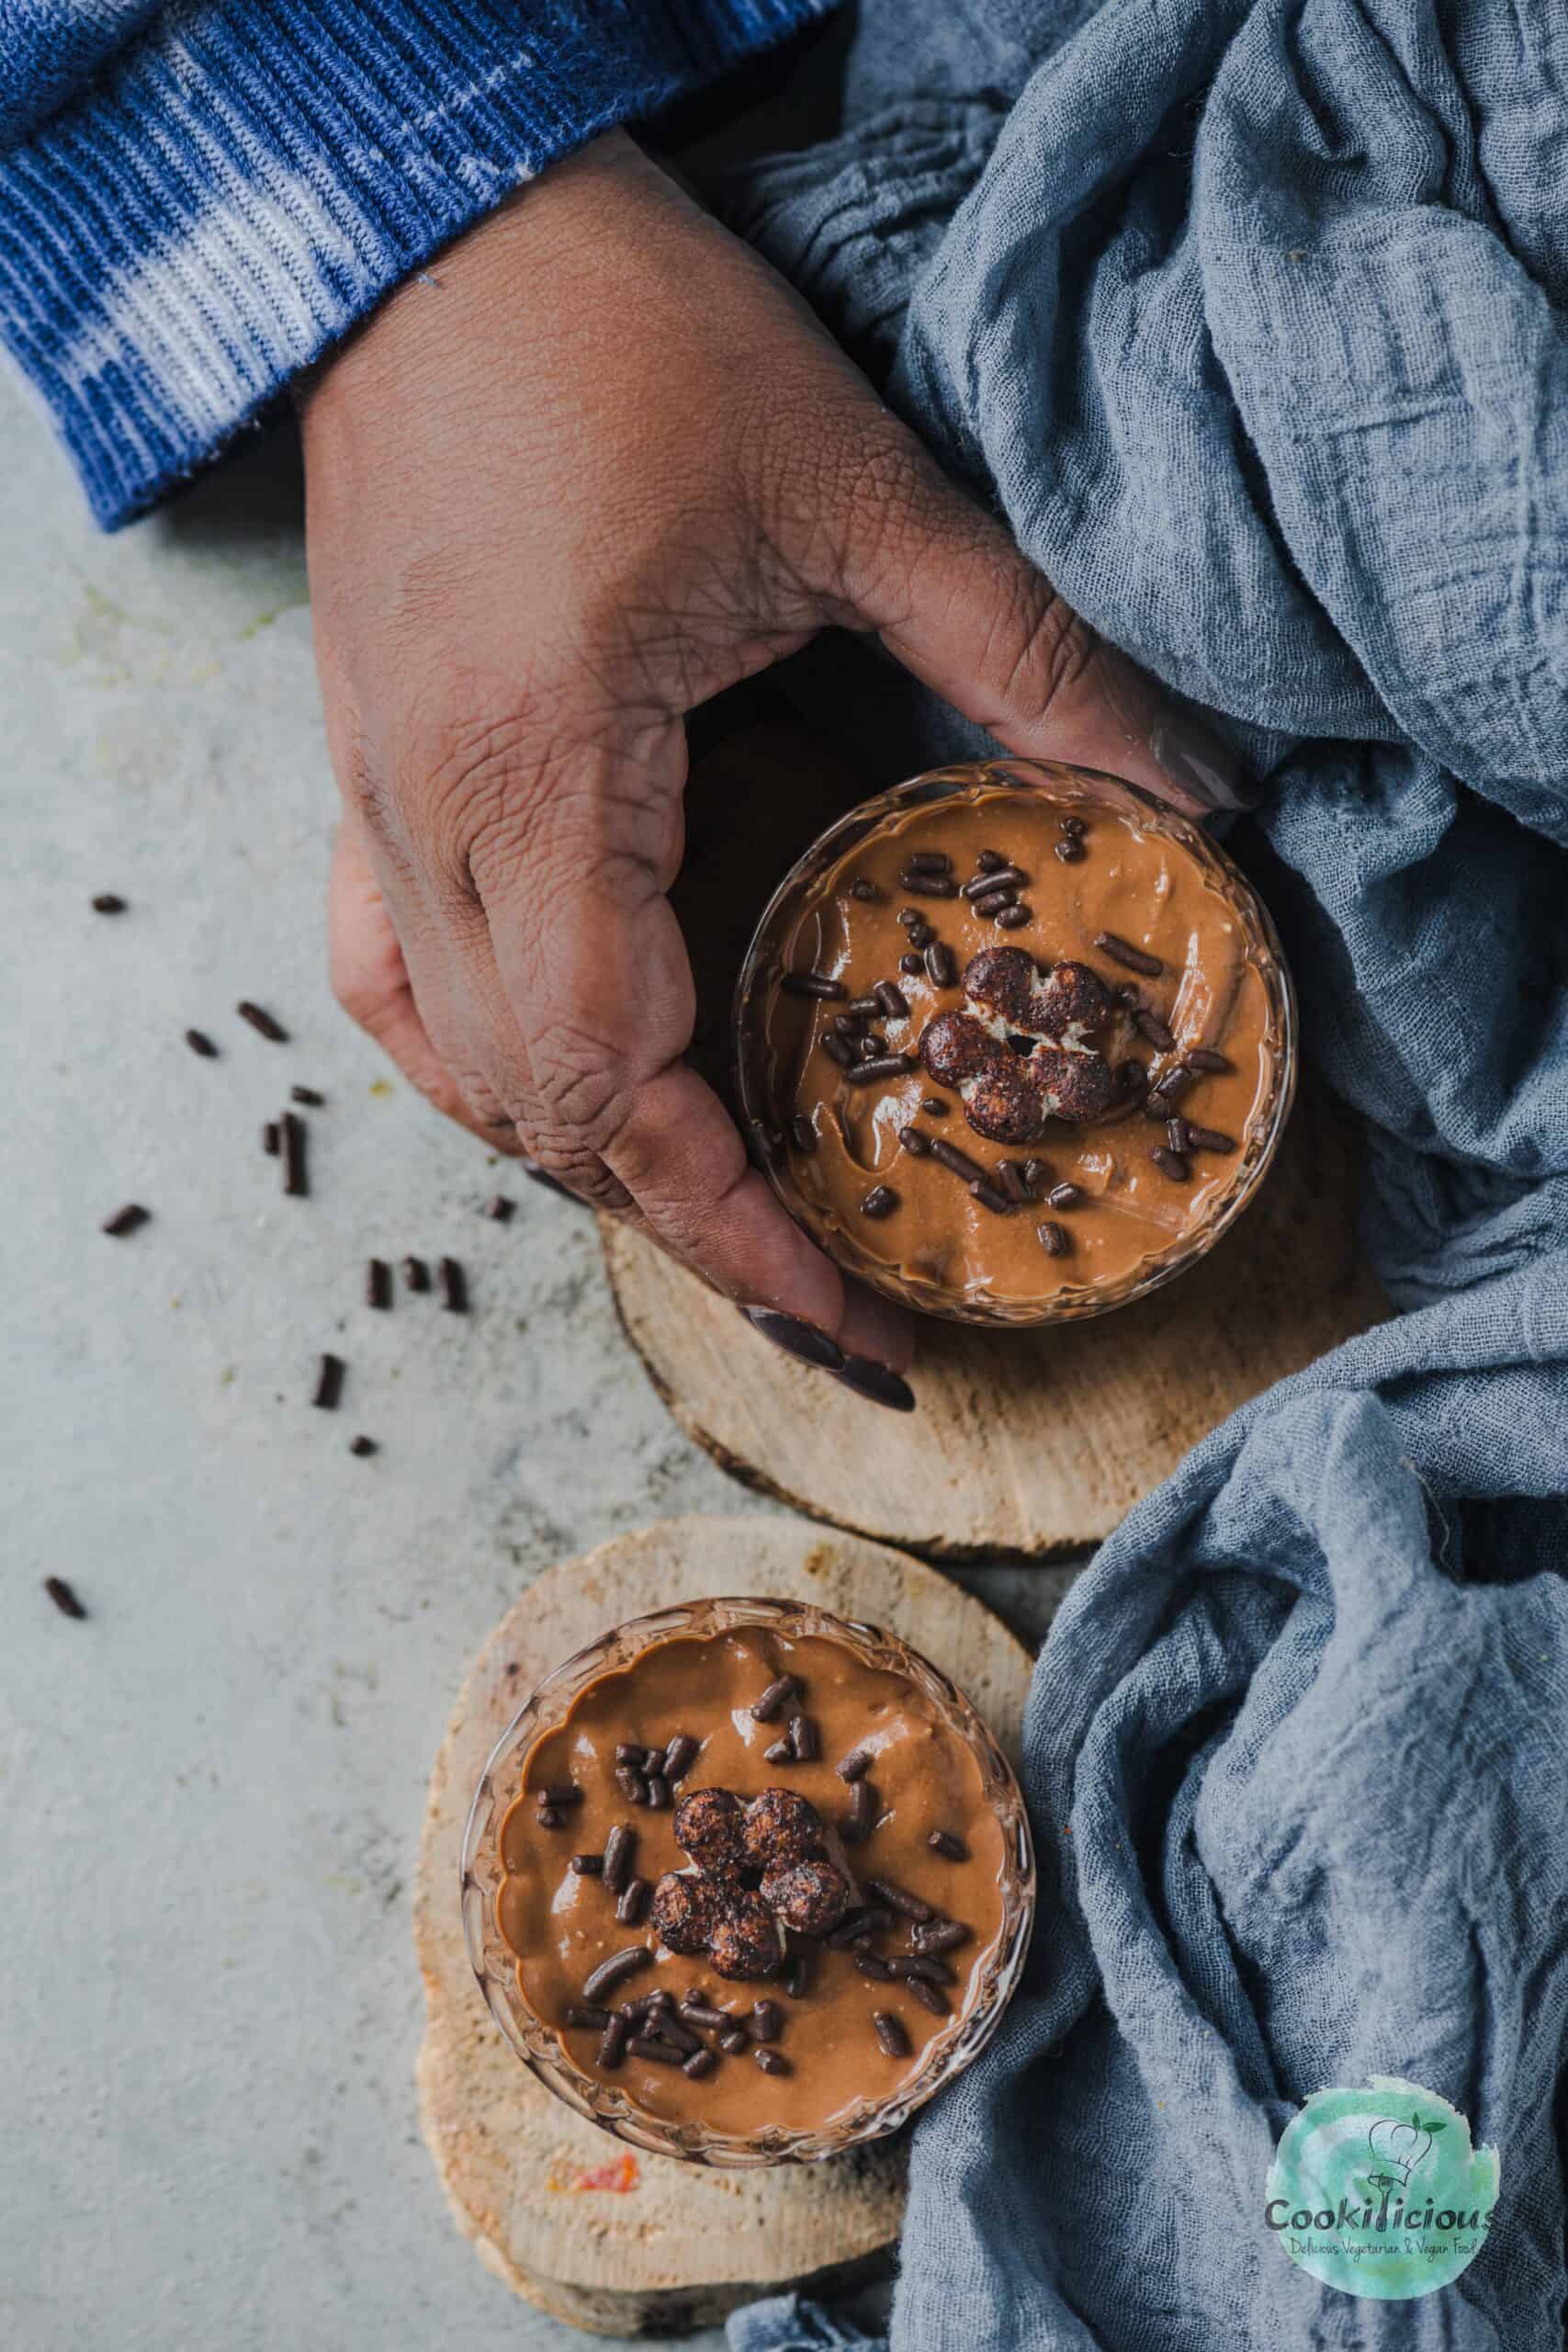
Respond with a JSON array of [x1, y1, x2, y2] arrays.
[[0, 0, 829, 528]]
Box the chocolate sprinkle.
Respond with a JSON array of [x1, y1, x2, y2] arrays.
[[263, 1123, 279, 1157], [91, 893, 127, 914], [281, 1110, 308, 1198], [782, 971, 846, 1001], [682, 2047, 718, 2078], [1093, 933, 1162, 978], [898, 871, 957, 898], [538, 1783, 582, 1809], [751, 1675, 800, 1724], [662, 1733, 699, 1783], [786, 1712, 820, 1762], [866, 1878, 933, 1923], [290, 1085, 324, 1107], [889, 1955, 955, 1986], [764, 1738, 793, 1766], [923, 941, 956, 988], [1134, 1008, 1177, 1052], [1037, 1220, 1069, 1258], [1150, 1146, 1190, 1182], [995, 904, 1032, 930], [921, 1096, 949, 1117], [789, 1116, 817, 1154], [581, 1947, 651, 2003], [997, 1160, 1032, 1206], [237, 1001, 288, 1042], [401, 1255, 429, 1293], [844, 1055, 917, 1084], [719, 2027, 750, 2054], [930, 1137, 987, 1184], [906, 1975, 952, 2017], [1046, 1182, 1081, 1208], [602, 1824, 637, 1894], [564, 2004, 611, 2030], [1054, 839, 1085, 864], [843, 1778, 879, 1846], [438, 1256, 468, 1312], [836, 1748, 871, 1782], [627, 2034, 684, 2068], [899, 953, 924, 976], [928, 1829, 969, 1862], [821, 1033, 853, 1069], [365, 1258, 391, 1310], [850, 878, 878, 901], [311, 1353, 344, 1411], [750, 1999, 783, 2042], [970, 1179, 1014, 1215], [1185, 1125, 1236, 1154], [1184, 1046, 1231, 1072], [482, 1193, 513, 1222], [616, 1877, 651, 1926], [854, 1951, 894, 1981], [596, 2014, 630, 2069], [961, 865, 1026, 899], [873, 2011, 910, 2058], [906, 851, 953, 875], [753, 2048, 791, 2075], [100, 1204, 149, 1237], [874, 980, 909, 1020], [43, 1576, 88, 1620], [348, 1434, 378, 1458], [899, 1125, 931, 1158], [910, 1919, 971, 1955], [185, 1029, 219, 1058], [860, 1185, 898, 1219], [975, 849, 1007, 873]]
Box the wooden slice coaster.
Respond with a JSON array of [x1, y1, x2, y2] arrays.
[[604, 1080, 1388, 1559], [415, 1513, 1032, 2335]]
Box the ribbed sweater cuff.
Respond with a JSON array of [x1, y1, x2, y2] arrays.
[[0, 0, 829, 526]]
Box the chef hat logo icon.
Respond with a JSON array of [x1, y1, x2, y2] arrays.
[[1366, 2111, 1441, 2188]]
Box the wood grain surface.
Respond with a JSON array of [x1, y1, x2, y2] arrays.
[[414, 1514, 1033, 2333]]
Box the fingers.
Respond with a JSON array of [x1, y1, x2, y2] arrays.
[[474, 734, 917, 1386], [827, 424, 1254, 814]]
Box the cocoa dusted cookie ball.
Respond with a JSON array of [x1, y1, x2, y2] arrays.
[[650, 1871, 716, 1956], [672, 1785, 747, 1875], [759, 1858, 851, 1936], [708, 1888, 784, 1981], [742, 1787, 823, 1871]]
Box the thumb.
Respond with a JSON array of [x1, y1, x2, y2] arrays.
[[833, 426, 1252, 815]]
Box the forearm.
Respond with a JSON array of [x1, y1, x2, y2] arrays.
[[0, 0, 830, 527]]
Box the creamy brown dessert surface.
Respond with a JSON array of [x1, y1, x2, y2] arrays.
[[495, 1625, 1008, 2136], [756, 786, 1280, 1306]]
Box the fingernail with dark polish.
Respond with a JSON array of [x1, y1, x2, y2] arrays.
[[740, 1307, 845, 1372], [1149, 719, 1260, 813], [833, 1356, 917, 1413]]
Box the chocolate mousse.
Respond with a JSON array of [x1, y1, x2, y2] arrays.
[[493, 1619, 1018, 2140], [741, 768, 1292, 1318]]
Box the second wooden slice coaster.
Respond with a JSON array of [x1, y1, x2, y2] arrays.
[[604, 1082, 1388, 1559], [414, 1513, 1032, 2335]]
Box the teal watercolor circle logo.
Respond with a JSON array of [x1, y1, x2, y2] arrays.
[[1266, 2077, 1499, 2299]]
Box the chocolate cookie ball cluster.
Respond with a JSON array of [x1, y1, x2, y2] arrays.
[[651, 1785, 852, 1980]]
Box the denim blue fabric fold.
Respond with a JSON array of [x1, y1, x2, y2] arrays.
[[719, 3, 1568, 2345]]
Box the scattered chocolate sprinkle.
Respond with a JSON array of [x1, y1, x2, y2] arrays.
[[752, 1675, 801, 1724], [1036, 1219, 1069, 1258], [311, 1353, 344, 1410], [1115, 981, 1142, 1007], [281, 1110, 308, 1198], [931, 1136, 986, 1183], [845, 1055, 917, 1084], [843, 1778, 879, 1846], [782, 971, 846, 1001], [908, 919, 934, 947], [237, 1001, 288, 1042], [854, 1951, 894, 1981], [1094, 933, 1162, 978], [846, 1000, 879, 1020], [906, 1974, 952, 2017], [910, 1919, 971, 1955], [786, 1712, 820, 1762], [596, 2013, 629, 2068], [1022, 1158, 1049, 1190], [961, 865, 1025, 900], [91, 893, 127, 914], [627, 2033, 683, 2067], [997, 1160, 1032, 1206], [897, 907, 921, 930], [185, 1029, 218, 1058], [1060, 814, 1087, 838], [1054, 839, 1085, 864], [781, 1955, 810, 2000], [1150, 1146, 1190, 1182], [438, 1256, 468, 1313], [263, 1123, 279, 1156], [898, 871, 957, 898], [906, 850, 953, 875], [1185, 1125, 1236, 1154], [971, 884, 1019, 915], [1167, 1117, 1191, 1154], [482, 1193, 513, 1222], [644, 1774, 670, 1809], [827, 1906, 895, 1949], [1046, 1183, 1081, 1209], [860, 1185, 898, 1219], [1147, 1066, 1192, 1104], [365, 1258, 391, 1310], [994, 904, 1032, 929], [753, 2048, 791, 2075], [43, 1576, 87, 1620], [290, 1085, 324, 1107], [975, 849, 1007, 873], [867, 1878, 932, 1924], [970, 1179, 1014, 1215], [850, 878, 878, 901], [1184, 1046, 1231, 1072], [923, 941, 955, 988], [616, 1877, 651, 1925], [889, 1955, 954, 1986], [821, 1033, 853, 1069], [615, 1744, 647, 1770], [855, 1032, 886, 1059], [538, 1784, 581, 1809], [719, 2026, 750, 2054], [921, 1096, 949, 1117], [750, 2000, 783, 2042], [536, 1805, 561, 1829], [648, 2012, 701, 2056], [928, 1830, 969, 1862], [581, 1947, 651, 2003], [602, 1825, 637, 1894], [764, 1738, 793, 1765], [565, 2004, 611, 2030], [873, 2011, 910, 2058], [662, 1733, 699, 1783], [899, 953, 924, 976], [836, 1747, 872, 1782], [400, 1255, 428, 1293], [784, 1116, 816, 1160], [874, 980, 909, 1020], [100, 1204, 149, 1238], [682, 2047, 718, 2079], [1134, 1007, 1177, 1052], [348, 1434, 378, 1458], [898, 1125, 931, 1159], [680, 1996, 731, 2031]]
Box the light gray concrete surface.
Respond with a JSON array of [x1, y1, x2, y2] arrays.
[[0, 379, 1071, 2352]]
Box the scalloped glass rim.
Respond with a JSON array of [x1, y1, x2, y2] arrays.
[[460, 1594, 1036, 2168], [732, 757, 1298, 1327]]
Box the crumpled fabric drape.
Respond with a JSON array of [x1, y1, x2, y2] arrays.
[[714, 2, 1568, 2344]]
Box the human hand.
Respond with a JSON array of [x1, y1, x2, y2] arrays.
[[301, 131, 1247, 1405]]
